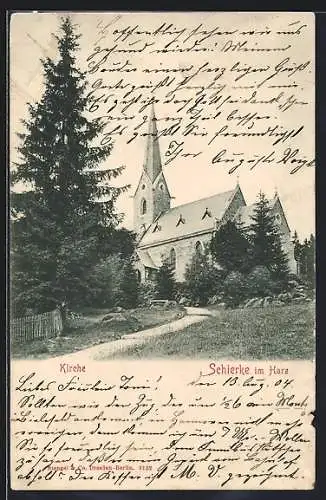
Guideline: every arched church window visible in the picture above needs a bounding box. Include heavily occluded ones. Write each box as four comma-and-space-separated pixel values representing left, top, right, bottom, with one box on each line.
170, 248, 176, 270
142, 184, 146, 190
275, 213, 281, 225
159, 183, 164, 191
195, 240, 203, 255
141, 198, 147, 215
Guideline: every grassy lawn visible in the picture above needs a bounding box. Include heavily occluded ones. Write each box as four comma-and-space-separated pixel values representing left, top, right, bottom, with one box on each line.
11, 306, 185, 360
112, 303, 315, 360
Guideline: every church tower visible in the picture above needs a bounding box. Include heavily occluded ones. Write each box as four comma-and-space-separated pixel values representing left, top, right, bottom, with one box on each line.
133, 104, 171, 234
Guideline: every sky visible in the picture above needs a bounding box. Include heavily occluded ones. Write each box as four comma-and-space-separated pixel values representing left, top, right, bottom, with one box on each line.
10, 12, 315, 240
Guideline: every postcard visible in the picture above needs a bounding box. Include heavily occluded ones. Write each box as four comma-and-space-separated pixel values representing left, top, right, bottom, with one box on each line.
9, 11, 315, 490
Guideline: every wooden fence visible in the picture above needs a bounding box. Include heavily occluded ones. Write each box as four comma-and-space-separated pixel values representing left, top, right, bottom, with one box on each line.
10, 309, 63, 344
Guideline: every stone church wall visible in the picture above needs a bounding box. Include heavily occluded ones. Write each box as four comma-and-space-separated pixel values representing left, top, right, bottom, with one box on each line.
153, 176, 171, 219
144, 188, 247, 282
133, 173, 156, 232
270, 201, 297, 274
282, 235, 297, 274
143, 232, 212, 282
222, 188, 246, 223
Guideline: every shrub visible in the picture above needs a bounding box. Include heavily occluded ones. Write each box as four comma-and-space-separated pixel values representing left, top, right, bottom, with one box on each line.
86, 254, 139, 309
138, 280, 157, 306
210, 219, 251, 273
118, 260, 139, 308
184, 250, 226, 306
245, 265, 274, 298
174, 282, 188, 302
223, 271, 247, 308
155, 260, 176, 300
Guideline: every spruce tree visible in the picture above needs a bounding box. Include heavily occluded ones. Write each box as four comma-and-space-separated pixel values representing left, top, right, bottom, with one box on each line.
297, 235, 315, 286
184, 247, 225, 305
11, 17, 129, 315
248, 192, 290, 283
292, 230, 301, 274
155, 260, 176, 300
210, 219, 251, 273
307, 234, 316, 287
119, 259, 140, 308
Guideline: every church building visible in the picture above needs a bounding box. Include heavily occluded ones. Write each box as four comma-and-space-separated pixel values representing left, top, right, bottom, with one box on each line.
133, 105, 296, 282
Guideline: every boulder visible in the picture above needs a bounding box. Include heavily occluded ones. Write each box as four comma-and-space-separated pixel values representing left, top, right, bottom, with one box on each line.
255, 298, 265, 308
101, 312, 141, 332
292, 297, 305, 303
149, 299, 177, 309
101, 306, 126, 316
278, 292, 291, 303
111, 306, 125, 313
208, 295, 219, 305
165, 300, 177, 308
244, 298, 257, 308
248, 298, 260, 308
292, 290, 307, 299
262, 296, 273, 307
272, 300, 283, 306
101, 313, 113, 322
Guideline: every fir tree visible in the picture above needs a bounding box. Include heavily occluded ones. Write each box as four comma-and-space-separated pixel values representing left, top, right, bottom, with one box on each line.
210, 219, 251, 273
11, 17, 129, 315
307, 234, 316, 287
292, 230, 301, 274
298, 234, 315, 286
290, 232, 315, 287
248, 192, 290, 283
104, 228, 137, 260
119, 259, 140, 308
184, 246, 225, 305
155, 259, 176, 300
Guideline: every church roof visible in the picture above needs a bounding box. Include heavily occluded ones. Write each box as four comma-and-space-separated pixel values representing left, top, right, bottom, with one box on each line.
138, 188, 237, 247
236, 204, 255, 226
136, 249, 159, 269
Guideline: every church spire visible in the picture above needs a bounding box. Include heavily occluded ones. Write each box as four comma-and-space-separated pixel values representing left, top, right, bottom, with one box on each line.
143, 103, 162, 182
133, 103, 171, 235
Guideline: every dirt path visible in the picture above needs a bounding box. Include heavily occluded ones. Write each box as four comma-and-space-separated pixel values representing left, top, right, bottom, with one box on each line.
51, 307, 212, 361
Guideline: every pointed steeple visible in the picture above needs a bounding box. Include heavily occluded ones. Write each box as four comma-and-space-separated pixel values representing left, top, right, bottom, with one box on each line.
143, 103, 162, 182
133, 103, 171, 235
